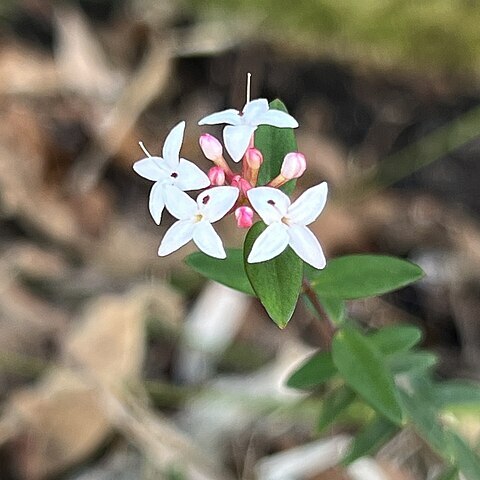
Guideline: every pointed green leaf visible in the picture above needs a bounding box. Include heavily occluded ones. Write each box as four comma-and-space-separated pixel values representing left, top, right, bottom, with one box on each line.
244, 222, 303, 328
342, 415, 398, 465
399, 389, 453, 456
400, 386, 480, 480
369, 324, 423, 354
185, 249, 254, 295
286, 351, 337, 390
437, 467, 459, 480
332, 326, 403, 424
255, 99, 298, 195
388, 351, 438, 374
318, 295, 346, 324
448, 433, 480, 480
317, 385, 356, 432
433, 381, 480, 409
308, 255, 424, 299
302, 293, 345, 325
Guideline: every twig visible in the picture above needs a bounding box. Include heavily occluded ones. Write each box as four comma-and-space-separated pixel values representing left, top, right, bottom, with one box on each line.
302, 279, 337, 351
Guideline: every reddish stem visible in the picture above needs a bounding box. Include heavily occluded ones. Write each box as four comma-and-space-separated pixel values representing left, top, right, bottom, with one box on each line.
301, 279, 336, 351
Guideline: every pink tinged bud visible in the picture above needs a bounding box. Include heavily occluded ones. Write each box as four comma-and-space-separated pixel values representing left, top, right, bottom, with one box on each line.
208, 166, 225, 186
235, 206, 254, 228
245, 148, 263, 169
281, 152, 307, 180
199, 133, 223, 161
231, 175, 252, 194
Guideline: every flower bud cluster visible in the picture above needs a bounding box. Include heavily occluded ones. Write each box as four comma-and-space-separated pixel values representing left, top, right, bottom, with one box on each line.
133, 92, 328, 269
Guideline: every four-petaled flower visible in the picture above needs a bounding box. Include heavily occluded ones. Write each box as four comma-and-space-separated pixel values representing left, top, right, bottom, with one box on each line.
158, 185, 239, 259
198, 99, 298, 162
246, 183, 328, 269
133, 121, 210, 224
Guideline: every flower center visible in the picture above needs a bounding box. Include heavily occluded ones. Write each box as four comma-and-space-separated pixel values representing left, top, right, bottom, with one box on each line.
194, 213, 204, 223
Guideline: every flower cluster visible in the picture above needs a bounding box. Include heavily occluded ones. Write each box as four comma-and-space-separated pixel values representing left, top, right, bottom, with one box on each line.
134, 97, 328, 269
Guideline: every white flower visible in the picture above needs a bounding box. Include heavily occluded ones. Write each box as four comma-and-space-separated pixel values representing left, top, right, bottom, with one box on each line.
133, 121, 210, 224
198, 98, 298, 162
158, 185, 239, 259
246, 183, 328, 269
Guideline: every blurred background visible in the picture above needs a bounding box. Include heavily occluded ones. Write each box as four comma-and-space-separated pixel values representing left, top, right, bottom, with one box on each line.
0, 0, 480, 479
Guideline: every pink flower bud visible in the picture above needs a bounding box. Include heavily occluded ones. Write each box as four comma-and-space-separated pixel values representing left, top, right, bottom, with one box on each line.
281, 152, 306, 180
231, 175, 252, 194
235, 206, 254, 228
245, 148, 263, 169
199, 133, 223, 161
208, 166, 225, 186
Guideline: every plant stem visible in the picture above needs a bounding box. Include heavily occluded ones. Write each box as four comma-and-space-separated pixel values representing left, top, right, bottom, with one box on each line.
302, 279, 337, 351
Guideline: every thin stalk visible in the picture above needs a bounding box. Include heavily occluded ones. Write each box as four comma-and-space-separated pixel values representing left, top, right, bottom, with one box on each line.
302, 279, 337, 351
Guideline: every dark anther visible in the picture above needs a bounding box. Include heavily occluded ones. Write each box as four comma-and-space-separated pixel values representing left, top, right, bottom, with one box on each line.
202, 195, 210, 204
267, 199, 275, 205
171, 172, 178, 178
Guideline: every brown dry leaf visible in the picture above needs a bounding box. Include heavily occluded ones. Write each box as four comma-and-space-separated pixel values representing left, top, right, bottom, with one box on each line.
87, 217, 163, 278
0, 281, 68, 384
2, 243, 68, 281
0, 104, 92, 250
311, 202, 370, 256
312, 467, 351, 480
64, 291, 146, 384
68, 38, 172, 192
54, 6, 123, 100
377, 460, 418, 480
0, 43, 58, 96
7, 371, 110, 480
1, 282, 183, 479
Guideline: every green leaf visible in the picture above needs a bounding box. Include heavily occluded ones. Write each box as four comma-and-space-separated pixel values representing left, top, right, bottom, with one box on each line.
244, 222, 303, 328
399, 389, 453, 457
318, 296, 346, 324
434, 381, 480, 409
448, 432, 480, 480
255, 99, 298, 195
332, 326, 403, 425
286, 351, 337, 390
400, 385, 480, 480
185, 249, 254, 295
317, 385, 356, 432
388, 351, 438, 374
437, 467, 459, 480
302, 293, 345, 325
369, 324, 423, 354
342, 415, 398, 465
308, 255, 424, 299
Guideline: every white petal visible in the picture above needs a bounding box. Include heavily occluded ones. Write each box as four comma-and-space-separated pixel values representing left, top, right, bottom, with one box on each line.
162, 121, 184, 167
174, 158, 210, 190
247, 187, 290, 224
255, 109, 299, 128
288, 224, 326, 269
198, 109, 241, 126
248, 223, 289, 263
242, 99, 269, 124
199, 186, 239, 222
288, 182, 328, 226
149, 182, 165, 225
158, 220, 195, 256
223, 124, 256, 162
133, 157, 167, 181
192, 221, 226, 259
164, 185, 197, 220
